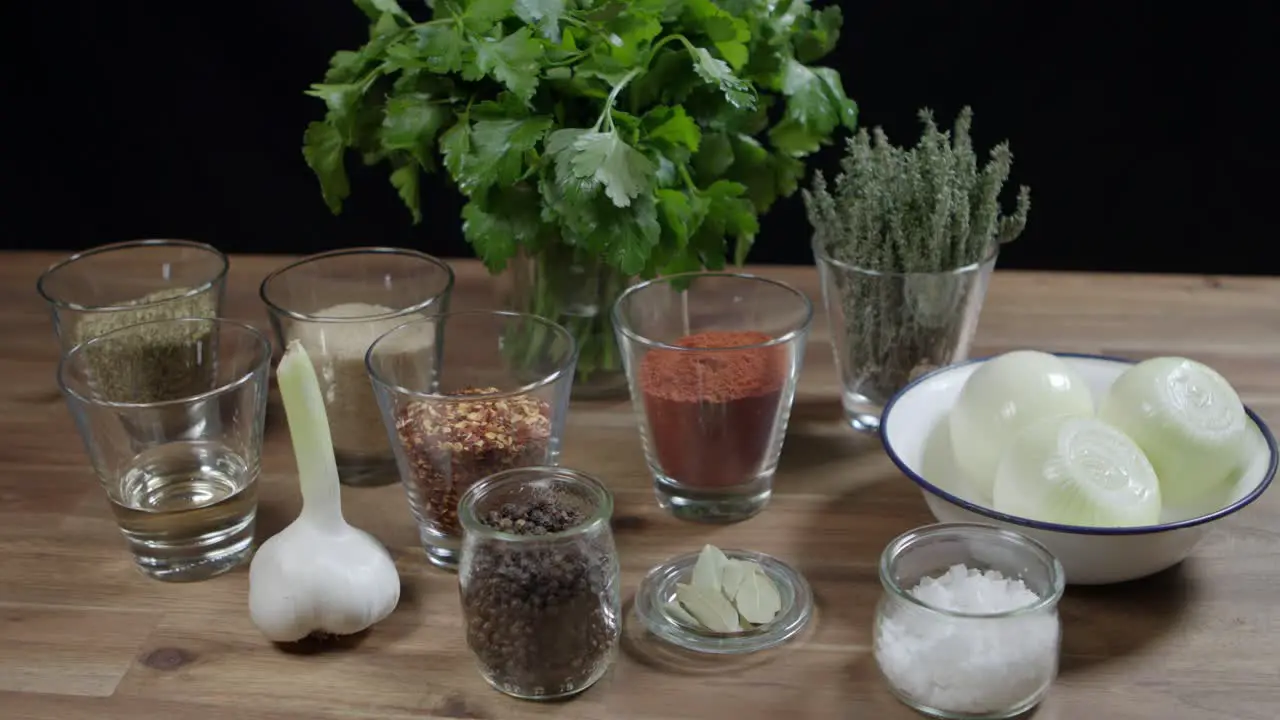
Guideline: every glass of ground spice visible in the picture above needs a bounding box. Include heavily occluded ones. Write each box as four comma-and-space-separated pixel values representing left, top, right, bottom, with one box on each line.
260, 248, 454, 487
613, 273, 813, 523
457, 466, 620, 700
366, 310, 577, 570
37, 239, 227, 362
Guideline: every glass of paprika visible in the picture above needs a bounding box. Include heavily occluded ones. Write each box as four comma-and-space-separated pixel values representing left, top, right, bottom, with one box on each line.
613, 273, 813, 523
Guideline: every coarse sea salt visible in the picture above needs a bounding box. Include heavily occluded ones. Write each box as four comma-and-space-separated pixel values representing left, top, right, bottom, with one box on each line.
874, 563, 1060, 715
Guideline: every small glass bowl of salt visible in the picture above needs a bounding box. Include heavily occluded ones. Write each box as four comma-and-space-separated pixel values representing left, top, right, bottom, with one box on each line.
873, 522, 1065, 720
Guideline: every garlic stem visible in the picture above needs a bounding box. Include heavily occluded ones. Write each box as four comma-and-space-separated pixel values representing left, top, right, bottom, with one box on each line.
277, 339, 344, 530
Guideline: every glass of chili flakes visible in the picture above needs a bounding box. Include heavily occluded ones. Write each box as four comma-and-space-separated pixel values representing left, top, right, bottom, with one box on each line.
366, 310, 578, 570
613, 272, 813, 523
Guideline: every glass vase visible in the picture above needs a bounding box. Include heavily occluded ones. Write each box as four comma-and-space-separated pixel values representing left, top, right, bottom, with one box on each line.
499, 246, 632, 399
814, 245, 996, 433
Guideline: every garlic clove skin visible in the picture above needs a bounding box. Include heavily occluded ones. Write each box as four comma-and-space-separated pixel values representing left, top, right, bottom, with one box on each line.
249, 517, 401, 643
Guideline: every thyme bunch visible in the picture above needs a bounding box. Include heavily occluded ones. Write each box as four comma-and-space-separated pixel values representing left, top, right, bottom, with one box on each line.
801, 108, 1033, 427
803, 107, 1030, 273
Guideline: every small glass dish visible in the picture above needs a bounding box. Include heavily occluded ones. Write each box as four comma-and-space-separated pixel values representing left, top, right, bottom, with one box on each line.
874, 523, 1064, 719
634, 548, 813, 655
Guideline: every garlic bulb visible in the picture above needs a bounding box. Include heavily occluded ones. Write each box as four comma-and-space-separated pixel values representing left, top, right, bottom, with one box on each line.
248, 340, 400, 643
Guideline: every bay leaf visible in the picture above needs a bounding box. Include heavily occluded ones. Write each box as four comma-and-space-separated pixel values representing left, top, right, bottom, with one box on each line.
676, 582, 741, 633
691, 543, 730, 594
734, 568, 783, 625
665, 598, 700, 627
720, 559, 752, 602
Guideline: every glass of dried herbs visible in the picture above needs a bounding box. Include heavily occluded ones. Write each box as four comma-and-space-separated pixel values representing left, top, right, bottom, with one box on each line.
366, 310, 577, 571
803, 108, 1032, 432
260, 247, 454, 487
457, 466, 620, 700
38, 239, 228, 358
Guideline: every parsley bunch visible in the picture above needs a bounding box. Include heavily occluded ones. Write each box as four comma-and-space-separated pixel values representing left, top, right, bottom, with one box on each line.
303, 0, 857, 277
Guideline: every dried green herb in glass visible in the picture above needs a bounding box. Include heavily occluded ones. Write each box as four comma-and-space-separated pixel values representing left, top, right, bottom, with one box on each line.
75, 288, 218, 403
803, 108, 1033, 417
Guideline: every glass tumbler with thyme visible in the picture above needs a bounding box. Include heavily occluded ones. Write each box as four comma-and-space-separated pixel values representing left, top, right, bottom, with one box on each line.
803, 107, 1033, 432
366, 310, 577, 571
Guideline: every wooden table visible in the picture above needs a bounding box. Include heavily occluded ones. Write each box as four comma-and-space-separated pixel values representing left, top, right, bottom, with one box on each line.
3, 253, 1279, 720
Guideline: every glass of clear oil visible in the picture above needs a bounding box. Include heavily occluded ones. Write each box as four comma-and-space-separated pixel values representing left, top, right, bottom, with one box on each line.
58, 317, 271, 582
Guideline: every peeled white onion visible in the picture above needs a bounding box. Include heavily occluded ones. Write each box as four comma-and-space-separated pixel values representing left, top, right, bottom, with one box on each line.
949, 350, 1096, 498
993, 415, 1162, 527
1098, 356, 1247, 509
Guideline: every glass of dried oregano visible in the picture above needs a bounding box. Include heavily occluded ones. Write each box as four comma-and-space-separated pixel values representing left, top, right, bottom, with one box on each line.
38, 239, 229, 402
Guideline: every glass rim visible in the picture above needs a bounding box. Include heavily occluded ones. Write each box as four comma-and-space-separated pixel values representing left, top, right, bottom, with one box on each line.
813, 242, 1000, 278
457, 466, 614, 543
258, 247, 456, 323
612, 271, 814, 353
364, 310, 578, 402
36, 239, 229, 312
878, 522, 1066, 619
57, 317, 272, 410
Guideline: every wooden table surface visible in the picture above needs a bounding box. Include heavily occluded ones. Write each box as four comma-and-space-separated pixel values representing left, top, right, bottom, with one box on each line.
3, 252, 1279, 720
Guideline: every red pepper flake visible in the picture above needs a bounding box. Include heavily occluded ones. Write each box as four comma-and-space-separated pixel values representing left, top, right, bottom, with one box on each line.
395, 387, 552, 538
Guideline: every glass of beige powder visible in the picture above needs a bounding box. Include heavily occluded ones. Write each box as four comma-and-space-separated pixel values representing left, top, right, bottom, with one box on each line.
260, 247, 454, 487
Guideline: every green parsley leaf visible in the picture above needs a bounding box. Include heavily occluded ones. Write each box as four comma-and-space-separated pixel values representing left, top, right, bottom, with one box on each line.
603, 10, 664, 67
390, 160, 422, 223
460, 116, 554, 193
770, 59, 858, 156
642, 105, 701, 153
692, 179, 759, 268
548, 128, 656, 208
514, 0, 565, 43
692, 132, 734, 181
473, 27, 545, 103
656, 187, 708, 253
722, 133, 806, 213
793, 5, 843, 64
462, 188, 541, 272
462, 0, 515, 32
373, 11, 403, 37
540, 165, 661, 274
354, 0, 411, 21
381, 94, 451, 168
682, 0, 750, 70
605, 193, 662, 275
388, 25, 467, 74
324, 51, 367, 84
439, 116, 472, 180
688, 46, 755, 109
302, 122, 351, 215
462, 202, 518, 272
305, 83, 364, 142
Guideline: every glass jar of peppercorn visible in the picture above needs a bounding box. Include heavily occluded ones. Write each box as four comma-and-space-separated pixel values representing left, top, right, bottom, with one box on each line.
457, 466, 621, 700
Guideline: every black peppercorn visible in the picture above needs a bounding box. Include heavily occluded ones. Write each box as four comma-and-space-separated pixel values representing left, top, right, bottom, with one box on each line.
460, 496, 619, 698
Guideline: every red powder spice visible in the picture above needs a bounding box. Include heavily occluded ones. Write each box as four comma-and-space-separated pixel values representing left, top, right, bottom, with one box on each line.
640, 330, 787, 489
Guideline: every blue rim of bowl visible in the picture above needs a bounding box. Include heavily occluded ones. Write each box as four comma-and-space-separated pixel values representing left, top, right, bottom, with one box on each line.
879, 352, 1279, 536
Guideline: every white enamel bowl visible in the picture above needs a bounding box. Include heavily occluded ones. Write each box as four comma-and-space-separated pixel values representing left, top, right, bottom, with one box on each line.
880, 353, 1277, 585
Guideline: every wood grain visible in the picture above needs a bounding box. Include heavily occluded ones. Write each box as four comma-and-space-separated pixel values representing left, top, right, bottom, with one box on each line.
2, 252, 1279, 720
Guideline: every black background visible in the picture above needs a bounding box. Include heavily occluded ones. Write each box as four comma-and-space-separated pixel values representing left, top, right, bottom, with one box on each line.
7, 1, 1275, 273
